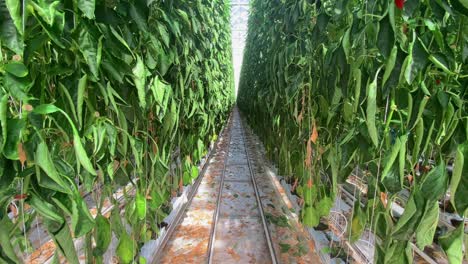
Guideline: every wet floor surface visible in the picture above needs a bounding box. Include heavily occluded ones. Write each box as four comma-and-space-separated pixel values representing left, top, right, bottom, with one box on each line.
159, 108, 321, 264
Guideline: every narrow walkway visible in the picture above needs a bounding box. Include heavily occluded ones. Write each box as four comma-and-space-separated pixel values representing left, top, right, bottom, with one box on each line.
158, 108, 321, 263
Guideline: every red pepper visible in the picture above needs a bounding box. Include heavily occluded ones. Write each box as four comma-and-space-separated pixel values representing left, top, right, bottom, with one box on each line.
436, 79, 441, 85
395, 0, 404, 9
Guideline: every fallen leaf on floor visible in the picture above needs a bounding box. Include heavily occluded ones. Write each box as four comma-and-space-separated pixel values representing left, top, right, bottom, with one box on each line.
227, 247, 241, 261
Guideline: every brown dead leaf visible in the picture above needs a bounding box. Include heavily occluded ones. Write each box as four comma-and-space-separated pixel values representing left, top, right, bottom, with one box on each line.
23, 104, 33, 111
407, 174, 413, 185
422, 165, 431, 173
152, 141, 158, 154
291, 178, 299, 192
179, 178, 183, 192
311, 121, 318, 144
297, 198, 304, 207
226, 247, 241, 261
113, 160, 120, 172
297, 112, 303, 124
9, 204, 18, 217
380, 192, 388, 208
18, 143, 27, 167
307, 178, 313, 188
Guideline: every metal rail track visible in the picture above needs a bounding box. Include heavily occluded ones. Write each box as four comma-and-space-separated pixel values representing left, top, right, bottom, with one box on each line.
207, 109, 278, 264
206, 114, 234, 264
240, 114, 278, 264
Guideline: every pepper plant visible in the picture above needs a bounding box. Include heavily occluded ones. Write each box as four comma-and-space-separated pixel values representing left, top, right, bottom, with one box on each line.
238, 0, 467, 262
0, 0, 234, 263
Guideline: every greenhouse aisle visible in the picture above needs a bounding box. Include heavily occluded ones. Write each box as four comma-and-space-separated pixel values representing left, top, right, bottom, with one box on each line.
157, 108, 321, 263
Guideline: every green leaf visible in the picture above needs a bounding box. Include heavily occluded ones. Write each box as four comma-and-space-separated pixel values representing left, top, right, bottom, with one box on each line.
316, 196, 333, 217
350, 201, 366, 242
94, 214, 111, 256
0, 217, 19, 263
73, 133, 96, 176
79, 30, 99, 78
135, 192, 146, 220
29, 194, 64, 223
4, 61, 28, 77
366, 69, 381, 148
303, 184, 317, 206
415, 201, 439, 249
35, 141, 72, 193
33, 104, 60, 114
398, 135, 408, 187
129, 3, 148, 32
45, 220, 79, 264
29, 0, 61, 26
116, 232, 136, 264
404, 37, 429, 84
392, 190, 424, 239
377, 15, 395, 59
4, 118, 25, 160
58, 82, 78, 123
0, 3, 23, 54
420, 160, 447, 201
4, 73, 30, 101
383, 240, 413, 264
303, 206, 319, 227
381, 136, 402, 181
109, 26, 133, 56
77, 74, 88, 129
0, 94, 7, 154
451, 0, 468, 15
133, 56, 147, 109
34, 104, 96, 177
157, 23, 170, 48
452, 142, 468, 215
342, 27, 351, 61
429, 54, 456, 75
411, 119, 424, 165
71, 195, 95, 237
439, 224, 464, 264
191, 165, 199, 180
28, 0, 65, 48
5, 0, 22, 34
382, 45, 398, 87
78, 0, 95, 19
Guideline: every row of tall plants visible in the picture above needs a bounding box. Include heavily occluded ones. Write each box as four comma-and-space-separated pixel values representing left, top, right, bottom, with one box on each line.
0, 0, 234, 263
238, 0, 467, 263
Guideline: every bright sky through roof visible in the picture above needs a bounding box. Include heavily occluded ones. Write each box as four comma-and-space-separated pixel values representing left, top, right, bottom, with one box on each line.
231, 0, 249, 96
